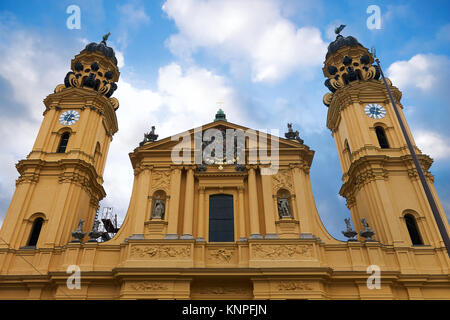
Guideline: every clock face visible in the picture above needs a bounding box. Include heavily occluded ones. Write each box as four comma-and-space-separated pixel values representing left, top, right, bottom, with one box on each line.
59, 110, 80, 126
364, 104, 386, 119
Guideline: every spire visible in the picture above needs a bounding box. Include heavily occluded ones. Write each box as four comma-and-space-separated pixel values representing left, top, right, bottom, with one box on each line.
214, 109, 227, 122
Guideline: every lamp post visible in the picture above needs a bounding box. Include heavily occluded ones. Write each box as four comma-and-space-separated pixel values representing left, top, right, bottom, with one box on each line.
371, 48, 450, 257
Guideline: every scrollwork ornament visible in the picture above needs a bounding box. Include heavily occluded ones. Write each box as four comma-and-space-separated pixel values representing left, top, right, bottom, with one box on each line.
323, 92, 333, 106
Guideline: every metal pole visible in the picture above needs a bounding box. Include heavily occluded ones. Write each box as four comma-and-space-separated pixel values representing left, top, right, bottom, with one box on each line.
373, 56, 450, 257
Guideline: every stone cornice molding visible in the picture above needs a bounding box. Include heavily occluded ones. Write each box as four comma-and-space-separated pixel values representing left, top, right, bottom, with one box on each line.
340, 154, 434, 205
15, 158, 106, 203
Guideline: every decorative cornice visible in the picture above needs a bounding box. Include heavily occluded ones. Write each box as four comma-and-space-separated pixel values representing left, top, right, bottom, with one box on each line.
195, 170, 248, 178
340, 154, 434, 205
15, 158, 106, 203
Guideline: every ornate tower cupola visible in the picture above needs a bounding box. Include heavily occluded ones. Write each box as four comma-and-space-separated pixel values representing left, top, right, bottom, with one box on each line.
0, 34, 120, 249
61, 32, 120, 102
322, 28, 380, 107
322, 26, 449, 249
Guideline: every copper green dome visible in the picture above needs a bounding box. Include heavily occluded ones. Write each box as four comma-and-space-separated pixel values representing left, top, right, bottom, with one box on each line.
214, 109, 227, 122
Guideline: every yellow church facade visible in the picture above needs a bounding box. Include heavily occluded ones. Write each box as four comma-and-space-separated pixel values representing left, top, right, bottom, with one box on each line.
0, 33, 449, 300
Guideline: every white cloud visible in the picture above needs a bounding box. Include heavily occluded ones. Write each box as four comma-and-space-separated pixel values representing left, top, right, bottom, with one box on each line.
116, 1, 150, 49
0, 31, 67, 121
115, 50, 125, 69
387, 54, 450, 92
118, 2, 151, 26
162, 0, 327, 83
415, 130, 450, 160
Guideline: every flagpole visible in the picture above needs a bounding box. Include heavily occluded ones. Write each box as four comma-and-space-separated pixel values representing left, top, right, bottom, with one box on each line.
372, 51, 450, 257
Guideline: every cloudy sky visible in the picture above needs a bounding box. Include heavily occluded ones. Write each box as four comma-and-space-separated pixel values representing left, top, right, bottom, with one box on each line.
0, 0, 449, 240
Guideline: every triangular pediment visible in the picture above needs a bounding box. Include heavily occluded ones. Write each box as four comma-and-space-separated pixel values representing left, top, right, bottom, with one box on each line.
130, 119, 314, 169
138, 120, 307, 151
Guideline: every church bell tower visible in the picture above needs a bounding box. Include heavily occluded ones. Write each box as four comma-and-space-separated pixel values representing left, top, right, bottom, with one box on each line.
0, 34, 120, 249
323, 31, 449, 249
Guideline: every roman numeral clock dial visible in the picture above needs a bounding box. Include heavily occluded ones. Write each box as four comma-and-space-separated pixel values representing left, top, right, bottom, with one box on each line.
364, 103, 386, 119
58, 110, 80, 126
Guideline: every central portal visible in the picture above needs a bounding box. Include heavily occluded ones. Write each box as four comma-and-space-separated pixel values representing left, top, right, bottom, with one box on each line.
209, 194, 234, 242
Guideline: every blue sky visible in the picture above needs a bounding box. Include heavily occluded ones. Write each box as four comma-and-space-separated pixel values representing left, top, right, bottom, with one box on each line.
0, 0, 449, 240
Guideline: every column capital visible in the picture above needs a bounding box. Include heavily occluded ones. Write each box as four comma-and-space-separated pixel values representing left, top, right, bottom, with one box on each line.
289, 162, 303, 170
183, 165, 196, 172
170, 165, 183, 171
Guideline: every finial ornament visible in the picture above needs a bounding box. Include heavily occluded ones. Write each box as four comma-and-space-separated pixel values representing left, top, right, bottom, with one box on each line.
342, 218, 358, 241
71, 219, 87, 242
335, 24, 346, 35
139, 126, 158, 146
359, 218, 376, 241
214, 108, 227, 122
284, 123, 304, 143
102, 32, 111, 43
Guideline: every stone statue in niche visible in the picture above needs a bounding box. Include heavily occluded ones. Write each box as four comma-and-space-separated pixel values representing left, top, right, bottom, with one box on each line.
277, 198, 292, 218
151, 196, 165, 219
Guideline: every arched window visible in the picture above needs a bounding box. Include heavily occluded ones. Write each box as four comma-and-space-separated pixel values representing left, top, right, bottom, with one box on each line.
277, 189, 293, 219
27, 217, 44, 247
209, 194, 234, 242
404, 214, 423, 245
375, 126, 390, 149
57, 132, 70, 153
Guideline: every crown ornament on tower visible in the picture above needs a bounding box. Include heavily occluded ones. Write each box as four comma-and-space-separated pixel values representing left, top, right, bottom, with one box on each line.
56, 33, 120, 107
322, 25, 381, 107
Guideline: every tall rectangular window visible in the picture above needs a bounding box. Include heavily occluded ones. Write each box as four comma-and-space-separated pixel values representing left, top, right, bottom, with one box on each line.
209, 194, 234, 242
